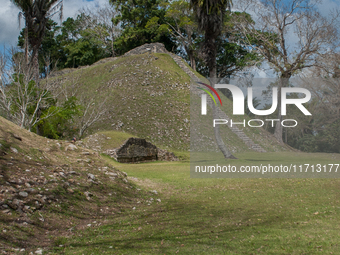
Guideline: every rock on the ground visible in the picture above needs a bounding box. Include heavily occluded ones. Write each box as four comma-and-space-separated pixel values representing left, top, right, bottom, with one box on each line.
34, 248, 43, 254
10, 147, 18, 153
65, 144, 77, 151
87, 173, 95, 180
19, 191, 28, 198
84, 191, 93, 200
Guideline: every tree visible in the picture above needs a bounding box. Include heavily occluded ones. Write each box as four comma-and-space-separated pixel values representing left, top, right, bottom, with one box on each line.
18, 19, 64, 76
59, 15, 111, 68
57, 72, 111, 139
256, 74, 340, 153
190, 0, 232, 79
110, 0, 177, 54
20, 13, 115, 70
234, 0, 340, 143
191, 0, 236, 159
79, 4, 121, 57
166, 0, 199, 70
0, 49, 12, 120
12, 0, 63, 82
0, 49, 59, 131
196, 35, 259, 78
37, 96, 80, 139
76, 96, 109, 139
166, 2, 258, 76
295, 74, 340, 152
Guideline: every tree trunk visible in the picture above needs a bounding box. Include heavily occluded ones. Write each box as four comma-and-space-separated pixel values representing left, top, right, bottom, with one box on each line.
31, 44, 42, 135
273, 84, 283, 143
111, 31, 115, 57
79, 128, 84, 139
24, 27, 29, 65
274, 76, 290, 143
187, 49, 196, 71
206, 36, 236, 159
185, 46, 196, 71
32, 45, 40, 86
213, 103, 237, 159
190, 56, 196, 71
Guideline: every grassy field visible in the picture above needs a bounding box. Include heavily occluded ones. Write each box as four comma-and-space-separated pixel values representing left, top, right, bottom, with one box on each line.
51, 152, 340, 254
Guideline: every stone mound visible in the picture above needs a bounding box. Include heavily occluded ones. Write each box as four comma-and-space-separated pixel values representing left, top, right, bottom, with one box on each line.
106, 137, 178, 163
123, 43, 169, 56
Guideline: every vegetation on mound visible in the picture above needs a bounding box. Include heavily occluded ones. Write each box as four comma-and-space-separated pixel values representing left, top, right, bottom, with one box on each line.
53, 51, 286, 154
80, 131, 136, 152
0, 116, 155, 253
53, 53, 191, 150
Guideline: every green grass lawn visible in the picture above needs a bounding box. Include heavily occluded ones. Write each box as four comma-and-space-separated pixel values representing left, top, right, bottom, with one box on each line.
51, 152, 340, 254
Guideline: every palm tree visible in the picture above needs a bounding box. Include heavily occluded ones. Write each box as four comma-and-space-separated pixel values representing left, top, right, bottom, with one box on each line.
191, 0, 232, 79
191, 0, 236, 159
12, 0, 63, 82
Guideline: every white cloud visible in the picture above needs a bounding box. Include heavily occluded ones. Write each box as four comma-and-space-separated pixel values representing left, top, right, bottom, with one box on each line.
62, 0, 108, 21
0, 1, 21, 46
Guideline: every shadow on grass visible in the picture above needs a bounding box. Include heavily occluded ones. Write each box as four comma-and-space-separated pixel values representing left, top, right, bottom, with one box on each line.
59, 198, 292, 254
243, 159, 273, 162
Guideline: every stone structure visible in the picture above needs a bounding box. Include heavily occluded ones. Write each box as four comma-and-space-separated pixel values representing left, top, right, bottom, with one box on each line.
109, 138, 158, 163
157, 148, 178, 161
123, 43, 169, 56
106, 137, 178, 163
123, 42, 267, 153
168, 53, 267, 153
